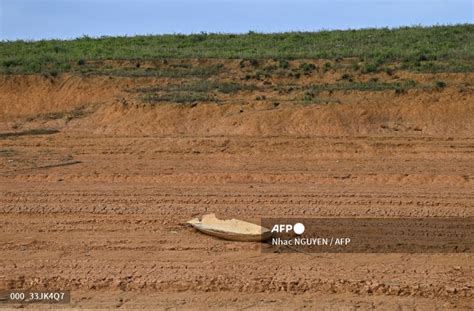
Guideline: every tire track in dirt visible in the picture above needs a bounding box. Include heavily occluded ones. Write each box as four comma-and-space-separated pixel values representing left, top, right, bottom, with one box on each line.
1, 132, 473, 307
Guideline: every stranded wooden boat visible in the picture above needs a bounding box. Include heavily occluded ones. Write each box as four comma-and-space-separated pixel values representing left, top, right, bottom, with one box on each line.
187, 213, 272, 242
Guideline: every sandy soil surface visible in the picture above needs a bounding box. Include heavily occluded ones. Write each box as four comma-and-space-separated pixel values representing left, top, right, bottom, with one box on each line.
0, 60, 473, 309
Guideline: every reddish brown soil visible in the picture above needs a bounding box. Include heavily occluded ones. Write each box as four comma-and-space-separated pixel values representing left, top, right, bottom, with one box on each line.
0, 60, 473, 309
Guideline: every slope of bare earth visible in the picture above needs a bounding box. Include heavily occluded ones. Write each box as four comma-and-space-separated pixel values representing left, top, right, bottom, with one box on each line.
0, 60, 473, 309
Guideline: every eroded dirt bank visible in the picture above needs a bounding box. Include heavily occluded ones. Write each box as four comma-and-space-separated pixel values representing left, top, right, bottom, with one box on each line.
1, 60, 473, 308
1, 59, 473, 137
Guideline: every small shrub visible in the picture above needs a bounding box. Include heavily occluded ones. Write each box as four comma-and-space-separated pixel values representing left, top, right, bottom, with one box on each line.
394, 85, 406, 95
435, 80, 447, 89
383, 67, 395, 76
303, 95, 313, 102
362, 63, 379, 73
249, 59, 259, 67
303, 89, 317, 100
263, 65, 277, 72
340, 73, 353, 81
418, 54, 429, 61
300, 62, 316, 74
240, 58, 259, 68
323, 62, 332, 72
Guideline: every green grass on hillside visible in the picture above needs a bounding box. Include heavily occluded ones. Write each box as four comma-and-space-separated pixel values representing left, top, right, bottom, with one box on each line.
0, 25, 473, 74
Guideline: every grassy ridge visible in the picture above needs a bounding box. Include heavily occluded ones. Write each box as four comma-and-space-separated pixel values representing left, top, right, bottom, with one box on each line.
0, 25, 473, 74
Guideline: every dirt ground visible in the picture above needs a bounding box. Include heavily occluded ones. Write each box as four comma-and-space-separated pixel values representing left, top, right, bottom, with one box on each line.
0, 60, 473, 309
